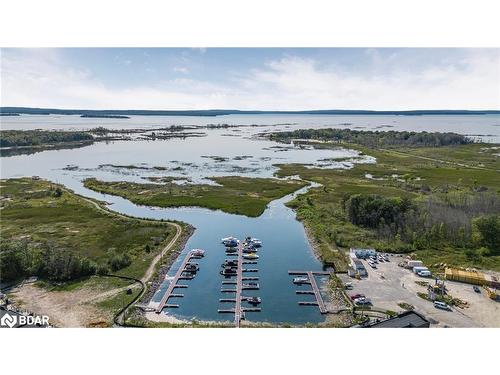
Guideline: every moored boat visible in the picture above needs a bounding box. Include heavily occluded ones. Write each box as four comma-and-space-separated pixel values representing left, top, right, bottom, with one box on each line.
221, 236, 239, 247
293, 276, 309, 284
245, 296, 262, 305
220, 267, 237, 276
190, 249, 205, 257
244, 236, 262, 247
243, 253, 259, 260
221, 260, 238, 268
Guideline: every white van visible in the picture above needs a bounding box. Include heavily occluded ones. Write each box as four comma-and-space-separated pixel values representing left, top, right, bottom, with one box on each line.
418, 270, 432, 277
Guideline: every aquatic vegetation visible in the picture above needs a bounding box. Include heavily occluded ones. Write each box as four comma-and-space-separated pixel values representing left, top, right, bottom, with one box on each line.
83, 176, 307, 217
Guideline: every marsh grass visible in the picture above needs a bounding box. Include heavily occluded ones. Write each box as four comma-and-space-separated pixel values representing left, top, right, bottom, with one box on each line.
83, 176, 307, 217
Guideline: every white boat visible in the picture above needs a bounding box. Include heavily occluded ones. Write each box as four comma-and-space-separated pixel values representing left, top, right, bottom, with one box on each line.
243, 253, 259, 260
293, 276, 309, 284
250, 238, 262, 247
190, 249, 205, 257
246, 296, 262, 305
221, 236, 239, 246
244, 236, 262, 247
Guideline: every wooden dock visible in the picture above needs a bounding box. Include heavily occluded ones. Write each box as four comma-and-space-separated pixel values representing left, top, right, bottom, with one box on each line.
288, 270, 330, 314
155, 250, 202, 313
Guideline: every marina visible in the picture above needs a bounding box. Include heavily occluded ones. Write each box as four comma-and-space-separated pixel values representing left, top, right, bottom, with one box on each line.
2, 113, 496, 326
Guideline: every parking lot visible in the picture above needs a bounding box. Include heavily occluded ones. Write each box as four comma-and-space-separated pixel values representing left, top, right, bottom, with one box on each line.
339, 254, 500, 327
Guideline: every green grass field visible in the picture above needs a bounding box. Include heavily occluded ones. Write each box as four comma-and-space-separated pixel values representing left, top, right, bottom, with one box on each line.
276, 143, 500, 272
0, 178, 176, 279
84, 176, 307, 217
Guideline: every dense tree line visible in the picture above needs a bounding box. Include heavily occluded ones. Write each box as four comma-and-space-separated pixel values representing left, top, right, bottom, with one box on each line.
0, 240, 133, 282
341, 192, 500, 255
343, 194, 414, 231
269, 128, 472, 148
0, 130, 94, 147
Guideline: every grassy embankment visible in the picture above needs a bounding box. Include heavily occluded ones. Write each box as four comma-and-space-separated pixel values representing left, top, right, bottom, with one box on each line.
84, 176, 307, 217
0, 178, 181, 325
275, 141, 500, 272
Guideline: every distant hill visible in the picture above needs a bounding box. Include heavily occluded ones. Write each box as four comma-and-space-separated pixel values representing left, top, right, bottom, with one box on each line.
1, 107, 499, 117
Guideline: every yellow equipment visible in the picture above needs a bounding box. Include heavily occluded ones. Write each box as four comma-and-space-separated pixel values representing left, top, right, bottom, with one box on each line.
444, 267, 499, 288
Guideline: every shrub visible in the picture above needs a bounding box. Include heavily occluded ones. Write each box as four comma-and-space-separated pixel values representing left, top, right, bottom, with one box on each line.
108, 252, 132, 272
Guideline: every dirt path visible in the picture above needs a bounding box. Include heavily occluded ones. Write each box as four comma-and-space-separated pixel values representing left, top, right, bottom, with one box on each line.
78, 195, 182, 285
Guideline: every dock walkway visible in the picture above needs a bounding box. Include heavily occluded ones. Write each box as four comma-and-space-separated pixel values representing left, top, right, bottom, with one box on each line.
218, 241, 261, 327
155, 250, 202, 313
288, 270, 331, 314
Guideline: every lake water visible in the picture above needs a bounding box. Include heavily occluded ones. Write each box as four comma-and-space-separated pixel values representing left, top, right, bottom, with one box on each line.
1, 113, 499, 324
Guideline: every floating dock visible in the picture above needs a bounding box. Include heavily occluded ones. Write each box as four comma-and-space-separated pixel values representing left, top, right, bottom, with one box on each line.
288, 270, 331, 314
155, 250, 202, 313
218, 241, 261, 327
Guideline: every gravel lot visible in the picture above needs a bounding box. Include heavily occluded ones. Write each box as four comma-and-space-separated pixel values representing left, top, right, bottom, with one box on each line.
339, 255, 500, 327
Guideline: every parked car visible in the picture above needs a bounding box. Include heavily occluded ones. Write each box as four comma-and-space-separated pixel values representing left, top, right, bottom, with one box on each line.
473, 286, 481, 293
354, 297, 371, 306
344, 283, 353, 290
434, 301, 451, 311
368, 262, 377, 269
350, 293, 365, 300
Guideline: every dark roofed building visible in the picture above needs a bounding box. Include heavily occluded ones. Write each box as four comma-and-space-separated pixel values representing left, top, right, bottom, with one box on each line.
361, 310, 430, 328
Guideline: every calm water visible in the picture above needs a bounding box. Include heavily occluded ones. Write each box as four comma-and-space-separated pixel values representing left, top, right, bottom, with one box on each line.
1, 114, 499, 324
2, 114, 500, 144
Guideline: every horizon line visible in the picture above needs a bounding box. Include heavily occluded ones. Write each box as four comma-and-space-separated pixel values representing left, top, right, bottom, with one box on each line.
2, 106, 499, 116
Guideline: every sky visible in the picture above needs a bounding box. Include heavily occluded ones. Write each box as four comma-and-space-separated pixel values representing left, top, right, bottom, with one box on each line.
1, 48, 499, 111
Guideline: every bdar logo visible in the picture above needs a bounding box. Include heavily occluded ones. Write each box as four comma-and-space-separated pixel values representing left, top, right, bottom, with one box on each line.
1, 312, 17, 328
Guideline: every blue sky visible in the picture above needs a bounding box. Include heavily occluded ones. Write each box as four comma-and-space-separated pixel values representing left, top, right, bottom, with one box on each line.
1, 48, 499, 110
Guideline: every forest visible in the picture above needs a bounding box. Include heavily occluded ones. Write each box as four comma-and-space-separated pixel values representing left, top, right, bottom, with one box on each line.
269, 128, 473, 148
342, 192, 500, 255
0, 239, 135, 282
0, 130, 94, 147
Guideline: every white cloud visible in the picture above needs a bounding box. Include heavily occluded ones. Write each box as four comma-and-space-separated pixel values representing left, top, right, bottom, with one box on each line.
1, 49, 499, 110
173, 66, 189, 74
